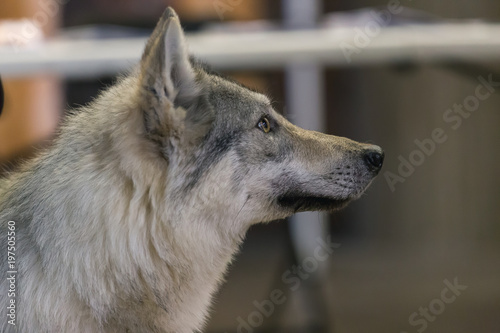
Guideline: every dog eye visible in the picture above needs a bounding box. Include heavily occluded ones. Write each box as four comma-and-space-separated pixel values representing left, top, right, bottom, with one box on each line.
257, 117, 271, 133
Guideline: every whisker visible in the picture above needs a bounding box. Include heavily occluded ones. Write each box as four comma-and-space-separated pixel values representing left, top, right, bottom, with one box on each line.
234, 196, 250, 221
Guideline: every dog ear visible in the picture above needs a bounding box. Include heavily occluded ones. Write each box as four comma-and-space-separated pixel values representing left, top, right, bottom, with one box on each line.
138, 8, 209, 138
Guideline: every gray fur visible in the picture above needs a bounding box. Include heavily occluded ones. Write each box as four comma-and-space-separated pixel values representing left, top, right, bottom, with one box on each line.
0, 8, 383, 333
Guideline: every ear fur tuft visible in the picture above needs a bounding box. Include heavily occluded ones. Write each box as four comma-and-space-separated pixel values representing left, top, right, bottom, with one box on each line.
137, 7, 213, 142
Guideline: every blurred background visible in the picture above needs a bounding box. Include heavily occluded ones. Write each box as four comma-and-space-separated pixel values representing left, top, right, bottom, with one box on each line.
1, 0, 499, 332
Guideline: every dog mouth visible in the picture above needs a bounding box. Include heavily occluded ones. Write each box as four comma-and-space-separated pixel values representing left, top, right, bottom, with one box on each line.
277, 194, 351, 213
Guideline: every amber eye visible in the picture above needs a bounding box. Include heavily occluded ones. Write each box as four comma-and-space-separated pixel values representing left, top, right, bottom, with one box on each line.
257, 117, 271, 133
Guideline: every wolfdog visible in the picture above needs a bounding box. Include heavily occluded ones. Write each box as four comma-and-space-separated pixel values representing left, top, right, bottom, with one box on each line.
0, 8, 383, 333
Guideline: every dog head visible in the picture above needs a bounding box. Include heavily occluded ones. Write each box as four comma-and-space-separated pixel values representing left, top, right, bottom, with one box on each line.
134, 8, 383, 226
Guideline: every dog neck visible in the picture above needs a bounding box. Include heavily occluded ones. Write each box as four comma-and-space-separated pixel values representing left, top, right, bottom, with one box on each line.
107, 167, 248, 332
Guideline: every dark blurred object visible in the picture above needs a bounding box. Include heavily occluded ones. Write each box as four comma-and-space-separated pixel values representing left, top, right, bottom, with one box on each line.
64, 0, 170, 27
0, 76, 4, 116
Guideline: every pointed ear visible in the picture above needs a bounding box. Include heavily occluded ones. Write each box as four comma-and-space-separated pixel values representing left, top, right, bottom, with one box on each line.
138, 8, 202, 136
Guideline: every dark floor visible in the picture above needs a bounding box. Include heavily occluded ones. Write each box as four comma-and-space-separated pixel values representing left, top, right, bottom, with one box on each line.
205, 222, 500, 333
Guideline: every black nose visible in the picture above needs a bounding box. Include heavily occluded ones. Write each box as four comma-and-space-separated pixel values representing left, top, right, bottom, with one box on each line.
364, 150, 384, 172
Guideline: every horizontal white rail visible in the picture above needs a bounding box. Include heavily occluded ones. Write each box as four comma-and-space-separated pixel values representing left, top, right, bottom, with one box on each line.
1, 23, 499, 78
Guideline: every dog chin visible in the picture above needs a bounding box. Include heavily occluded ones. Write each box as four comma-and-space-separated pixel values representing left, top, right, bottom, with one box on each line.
277, 194, 352, 213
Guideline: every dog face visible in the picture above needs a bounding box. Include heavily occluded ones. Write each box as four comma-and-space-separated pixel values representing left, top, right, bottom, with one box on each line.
136, 8, 383, 226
